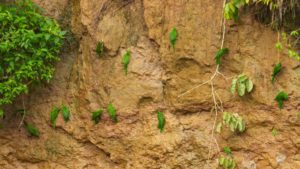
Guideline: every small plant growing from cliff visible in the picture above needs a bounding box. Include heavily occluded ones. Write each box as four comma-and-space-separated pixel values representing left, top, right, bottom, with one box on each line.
297, 112, 300, 118
272, 63, 282, 83
220, 112, 246, 133
0, 0, 65, 115
92, 109, 103, 124
219, 155, 236, 169
272, 128, 278, 136
25, 123, 40, 137
122, 50, 131, 75
50, 106, 60, 128
215, 48, 229, 66
224, 0, 250, 21
107, 103, 118, 123
169, 27, 178, 51
96, 41, 104, 57
157, 111, 165, 133
231, 74, 253, 96
61, 105, 70, 122
275, 91, 288, 109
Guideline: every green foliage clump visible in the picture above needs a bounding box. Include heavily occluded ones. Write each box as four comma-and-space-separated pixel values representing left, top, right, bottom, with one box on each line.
297, 112, 300, 118
61, 105, 70, 122
275, 91, 288, 109
50, 106, 59, 127
169, 27, 178, 50
122, 50, 131, 75
215, 48, 229, 66
96, 41, 104, 57
222, 112, 246, 133
157, 111, 165, 133
271, 63, 282, 83
224, 0, 249, 21
26, 123, 39, 137
231, 74, 253, 96
92, 109, 103, 124
219, 155, 236, 169
0, 0, 65, 113
272, 128, 278, 136
107, 103, 118, 123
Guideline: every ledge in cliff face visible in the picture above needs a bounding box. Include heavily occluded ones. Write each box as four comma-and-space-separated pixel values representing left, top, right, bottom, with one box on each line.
0, 0, 299, 168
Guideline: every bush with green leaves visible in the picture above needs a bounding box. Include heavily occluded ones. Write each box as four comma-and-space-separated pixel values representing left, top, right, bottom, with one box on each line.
219, 155, 236, 169
217, 112, 246, 133
0, 0, 65, 113
231, 74, 253, 96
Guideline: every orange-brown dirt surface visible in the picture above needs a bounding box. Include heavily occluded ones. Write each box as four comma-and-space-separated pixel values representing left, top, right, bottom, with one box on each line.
0, 0, 299, 168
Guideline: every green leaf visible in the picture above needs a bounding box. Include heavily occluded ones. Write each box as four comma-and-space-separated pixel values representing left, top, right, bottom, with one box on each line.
290, 30, 299, 36
107, 103, 118, 123
237, 74, 247, 82
297, 112, 300, 118
230, 78, 237, 94
169, 27, 178, 50
272, 63, 282, 83
223, 146, 232, 155
245, 79, 253, 92
237, 81, 246, 96
275, 42, 283, 51
215, 48, 229, 65
96, 41, 104, 57
50, 106, 59, 127
26, 123, 39, 137
222, 112, 245, 133
61, 105, 70, 122
275, 91, 288, 109
0, 1, 64, 107
272, 128, 278, 136
92, 109, 103, 124
157, 111, 165, 133
122, 50, 131, 75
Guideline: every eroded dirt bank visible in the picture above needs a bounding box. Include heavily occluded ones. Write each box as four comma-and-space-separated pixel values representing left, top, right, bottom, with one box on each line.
0, 0, 299, 168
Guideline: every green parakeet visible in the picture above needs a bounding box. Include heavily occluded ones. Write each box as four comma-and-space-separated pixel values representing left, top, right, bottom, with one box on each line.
169, 27, 178, 50
272, 63, 282, 83
107, 103, 118, 123
122, 50, 131, 75
92, 109, 103, 124
157, 111, 165, 133
26, 123, 39, 137
50, 106, 59, 127
215, 48, 229, 65
61, 105, 70, 122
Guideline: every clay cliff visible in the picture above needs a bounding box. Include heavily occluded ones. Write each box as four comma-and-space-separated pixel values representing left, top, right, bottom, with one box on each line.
0, 0, 299, 169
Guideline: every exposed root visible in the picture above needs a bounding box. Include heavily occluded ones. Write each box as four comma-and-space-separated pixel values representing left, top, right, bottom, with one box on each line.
177, 0, 228, 165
